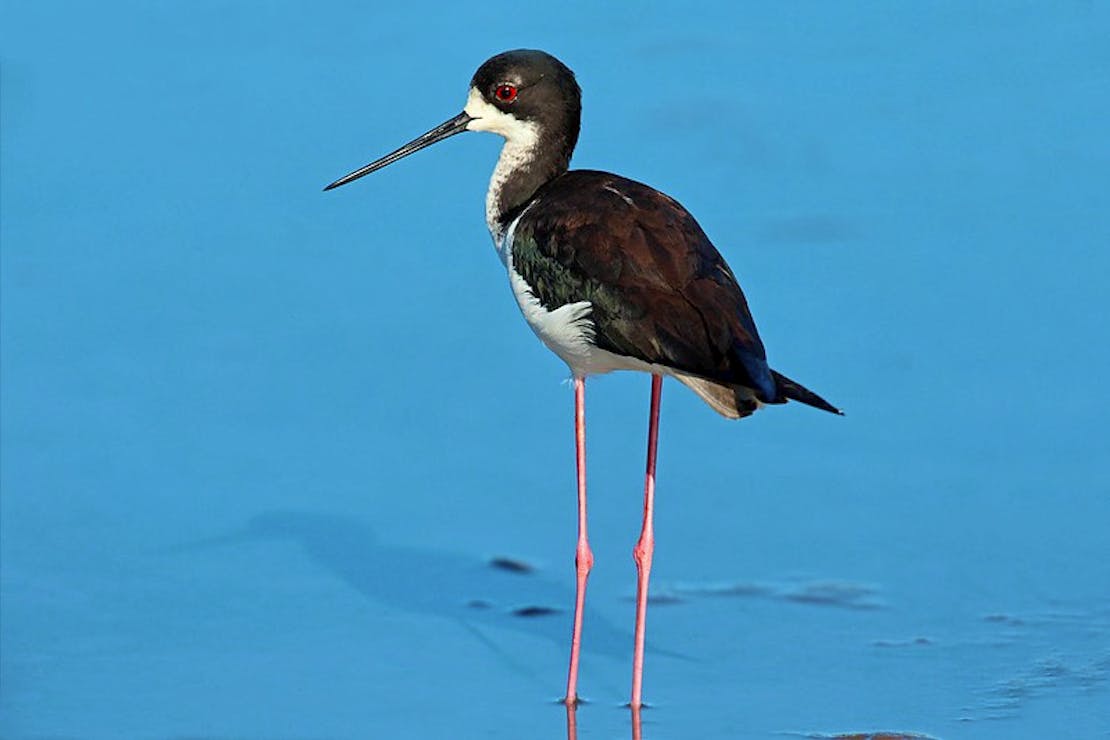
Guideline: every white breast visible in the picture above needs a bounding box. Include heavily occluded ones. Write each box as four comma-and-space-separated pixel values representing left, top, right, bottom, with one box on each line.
498, 209, 648, 378
466, 86, 649, 379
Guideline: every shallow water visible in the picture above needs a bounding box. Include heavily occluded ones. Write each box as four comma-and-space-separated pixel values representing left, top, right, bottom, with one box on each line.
3, 2, 1109, 738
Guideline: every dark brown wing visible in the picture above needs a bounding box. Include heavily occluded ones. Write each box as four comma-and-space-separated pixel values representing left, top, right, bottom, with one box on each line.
510, 169, 777, 401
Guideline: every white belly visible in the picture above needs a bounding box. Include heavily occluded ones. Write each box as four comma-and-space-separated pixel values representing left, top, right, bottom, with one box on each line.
497, 207, 647, 379
506, 265, 638, 377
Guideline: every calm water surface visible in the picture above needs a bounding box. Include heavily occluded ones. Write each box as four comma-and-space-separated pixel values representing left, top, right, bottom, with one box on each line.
3, 2, 1108, 738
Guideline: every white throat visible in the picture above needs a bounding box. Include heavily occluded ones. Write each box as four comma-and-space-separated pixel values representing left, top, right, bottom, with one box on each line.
463, 87, 541, 245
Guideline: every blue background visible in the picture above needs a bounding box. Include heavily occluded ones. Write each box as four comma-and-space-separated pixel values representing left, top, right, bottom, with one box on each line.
2, 2, 1108, 738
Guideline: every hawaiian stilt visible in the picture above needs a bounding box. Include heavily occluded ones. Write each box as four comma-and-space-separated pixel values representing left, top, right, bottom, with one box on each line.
324, 49, 841, 710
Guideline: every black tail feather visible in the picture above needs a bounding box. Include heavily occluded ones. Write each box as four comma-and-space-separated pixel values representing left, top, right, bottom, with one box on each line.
770, 370, 843, 416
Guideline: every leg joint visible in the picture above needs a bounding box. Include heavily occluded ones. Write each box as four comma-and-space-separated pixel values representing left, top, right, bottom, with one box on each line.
576, 543, 594, 572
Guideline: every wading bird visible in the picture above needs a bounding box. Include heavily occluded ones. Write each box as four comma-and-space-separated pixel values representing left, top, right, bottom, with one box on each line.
325, 49, 840, 709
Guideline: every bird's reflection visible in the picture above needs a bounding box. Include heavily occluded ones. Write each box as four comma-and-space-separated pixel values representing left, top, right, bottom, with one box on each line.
175, 510, 633, 663
564, 704, 644, 740
631, 704, 643, 740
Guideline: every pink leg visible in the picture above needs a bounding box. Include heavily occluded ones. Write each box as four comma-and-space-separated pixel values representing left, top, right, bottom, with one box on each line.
630, 373, 662, 709
565, 702, 579, 740
565, 376, 593, 706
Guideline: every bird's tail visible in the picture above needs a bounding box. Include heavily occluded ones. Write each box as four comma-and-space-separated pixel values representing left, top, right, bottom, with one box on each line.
771, 370, 843, 415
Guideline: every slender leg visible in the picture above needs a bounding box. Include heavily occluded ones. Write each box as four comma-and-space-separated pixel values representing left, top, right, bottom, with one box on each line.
630, 373, 662, 709
565, 702, 579, 740
564, 376, 593, 706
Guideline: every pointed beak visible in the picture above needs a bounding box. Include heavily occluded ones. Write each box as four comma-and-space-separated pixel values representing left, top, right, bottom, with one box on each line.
323, 111, 473, 191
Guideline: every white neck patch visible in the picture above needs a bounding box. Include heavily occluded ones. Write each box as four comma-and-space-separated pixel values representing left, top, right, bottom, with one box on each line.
464, 87, 541, 243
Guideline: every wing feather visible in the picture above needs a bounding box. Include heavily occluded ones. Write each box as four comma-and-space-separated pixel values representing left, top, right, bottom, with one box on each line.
511, 170, 776, 400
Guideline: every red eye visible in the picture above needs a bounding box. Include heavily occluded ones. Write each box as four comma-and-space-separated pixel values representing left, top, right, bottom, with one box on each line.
495, 84, 518, 102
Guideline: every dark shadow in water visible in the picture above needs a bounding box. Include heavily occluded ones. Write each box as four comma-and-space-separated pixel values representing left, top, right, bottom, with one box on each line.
172, 510, 681, 667
971, 604, 1110, 721
783, 733, 937, 740
631, 578, 885, 611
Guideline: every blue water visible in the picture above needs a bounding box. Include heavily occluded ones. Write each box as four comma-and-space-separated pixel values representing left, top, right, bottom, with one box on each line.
3, 2, 1108, 738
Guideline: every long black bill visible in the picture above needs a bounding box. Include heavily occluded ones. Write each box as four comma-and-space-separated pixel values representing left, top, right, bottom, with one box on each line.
323, 111, 473, 191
